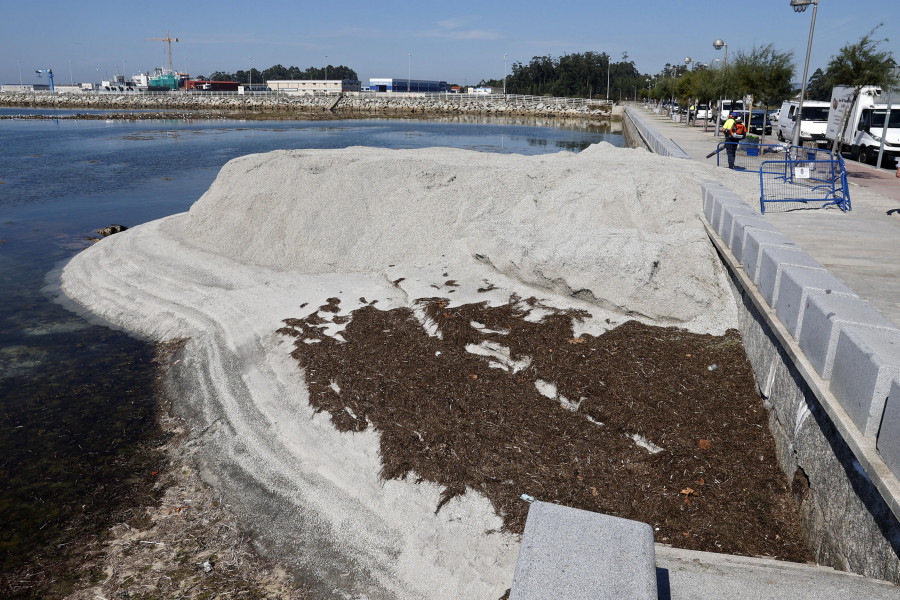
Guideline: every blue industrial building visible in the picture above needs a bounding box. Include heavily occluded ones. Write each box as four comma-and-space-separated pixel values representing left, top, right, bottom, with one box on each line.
369, 78, 447, 93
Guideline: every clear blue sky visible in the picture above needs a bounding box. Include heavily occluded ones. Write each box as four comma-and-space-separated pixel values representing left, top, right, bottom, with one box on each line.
2, 0, 897, 87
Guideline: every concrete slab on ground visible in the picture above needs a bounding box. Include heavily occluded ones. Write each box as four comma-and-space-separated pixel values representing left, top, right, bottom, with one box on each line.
656, 545, 900, 599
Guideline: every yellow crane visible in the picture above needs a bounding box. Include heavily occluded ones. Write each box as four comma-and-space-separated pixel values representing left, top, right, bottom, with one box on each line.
146, 31, 179, 74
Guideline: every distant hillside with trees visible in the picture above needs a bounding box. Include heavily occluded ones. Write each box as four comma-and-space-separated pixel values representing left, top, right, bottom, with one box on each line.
503, 52, 646, 100
208, 64, 358, 84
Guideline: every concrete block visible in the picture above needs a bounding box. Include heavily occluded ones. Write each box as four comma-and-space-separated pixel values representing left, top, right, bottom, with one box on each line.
509, 501, 657, 600
775, 266, 856, 338
741, 229, 796, 284
718, 202, 758, 243
877, 377, 900, 481
701, 181, 725, 222
757, 246, 824, 308
829, 327, 900, 437
797, 292, 898, 380
729, 216, 778, 263
710, 193, 746, 233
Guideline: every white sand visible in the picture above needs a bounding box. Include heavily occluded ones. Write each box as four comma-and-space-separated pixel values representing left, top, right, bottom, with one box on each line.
59, 143, 740, 599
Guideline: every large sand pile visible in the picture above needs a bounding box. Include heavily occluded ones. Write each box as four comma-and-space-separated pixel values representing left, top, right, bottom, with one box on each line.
177, 144, 733, 329
59, 143, 743, 599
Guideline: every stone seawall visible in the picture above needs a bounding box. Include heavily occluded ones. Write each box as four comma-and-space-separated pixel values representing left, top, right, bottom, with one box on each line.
0, 92, 611, 120
702, 182, 900, 583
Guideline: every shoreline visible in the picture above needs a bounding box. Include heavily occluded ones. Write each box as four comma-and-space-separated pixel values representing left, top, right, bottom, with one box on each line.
66, 339, 308, 600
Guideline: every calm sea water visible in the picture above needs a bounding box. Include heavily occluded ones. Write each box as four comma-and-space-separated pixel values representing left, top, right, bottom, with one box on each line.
0, 109, 623, 573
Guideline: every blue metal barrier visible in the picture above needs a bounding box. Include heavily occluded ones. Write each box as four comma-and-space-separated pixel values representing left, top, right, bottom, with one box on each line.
711, 142, 850, 213
758, 149, 851, 213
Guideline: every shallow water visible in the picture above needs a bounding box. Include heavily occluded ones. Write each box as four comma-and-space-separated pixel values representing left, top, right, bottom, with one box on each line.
0, 110, 623, 574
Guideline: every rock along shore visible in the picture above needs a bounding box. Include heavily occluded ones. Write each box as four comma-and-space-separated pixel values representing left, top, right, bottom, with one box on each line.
0, 91, 611, 121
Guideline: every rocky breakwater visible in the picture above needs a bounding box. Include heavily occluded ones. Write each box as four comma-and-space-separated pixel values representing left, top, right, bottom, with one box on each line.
335, 94, 610, 119
0, 91, 333, 115
0, 91, 610, 120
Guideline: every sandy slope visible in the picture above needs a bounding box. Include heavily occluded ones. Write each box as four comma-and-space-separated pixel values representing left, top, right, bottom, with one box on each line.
59, 143, 740, 599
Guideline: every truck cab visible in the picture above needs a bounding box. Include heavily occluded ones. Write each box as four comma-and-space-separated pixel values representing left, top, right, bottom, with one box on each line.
826, 86, 900, 166
851, 106, 900, 164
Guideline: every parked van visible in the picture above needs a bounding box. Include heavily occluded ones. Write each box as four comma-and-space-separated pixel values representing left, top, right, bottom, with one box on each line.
826, 85, 900, 165
776, 100, 831, 146
716, 98, 745, 120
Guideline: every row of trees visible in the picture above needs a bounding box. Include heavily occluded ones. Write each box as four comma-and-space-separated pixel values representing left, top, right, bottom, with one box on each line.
204, 64, 358, 84
648, 25, 897, 135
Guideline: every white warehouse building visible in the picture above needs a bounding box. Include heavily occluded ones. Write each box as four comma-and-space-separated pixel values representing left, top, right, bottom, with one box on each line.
266, 79, 361, 94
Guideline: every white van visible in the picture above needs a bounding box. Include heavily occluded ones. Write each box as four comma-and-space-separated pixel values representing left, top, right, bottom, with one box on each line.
716, 99, 744, 120
777, 100, 831, 146
826, 85, 900, 165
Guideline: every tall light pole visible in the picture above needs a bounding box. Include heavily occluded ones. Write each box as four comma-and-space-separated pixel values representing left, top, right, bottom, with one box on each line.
408, 53, 411, 93
325, 56, 328, 81
684, 56, 693, 126
790, 0, 818, 149
606, 56, 610, 103
714, 39, 728, 137
504, 53, 509, 95
248, 56, 252, 88
18, 59, 22, 86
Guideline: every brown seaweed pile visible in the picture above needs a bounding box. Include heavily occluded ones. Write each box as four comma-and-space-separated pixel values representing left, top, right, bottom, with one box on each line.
278, 295, 810, 562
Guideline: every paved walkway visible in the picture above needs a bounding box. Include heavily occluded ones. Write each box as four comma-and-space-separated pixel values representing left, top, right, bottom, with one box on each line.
635, 106, 900, 327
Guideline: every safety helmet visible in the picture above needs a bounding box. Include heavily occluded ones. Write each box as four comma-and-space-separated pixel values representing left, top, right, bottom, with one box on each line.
729, 113, 735, 118
735, 116, 743, 122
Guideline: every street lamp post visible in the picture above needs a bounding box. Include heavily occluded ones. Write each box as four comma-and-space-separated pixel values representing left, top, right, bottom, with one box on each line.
713, 39, 728, 137
606, 57, 610, 104
18, 59, 22, 86
408, 53, 411, 93
685, 56, 694, 126
790, 0, 819, 149
504, 53, 508, 96
248, 56, 252, 89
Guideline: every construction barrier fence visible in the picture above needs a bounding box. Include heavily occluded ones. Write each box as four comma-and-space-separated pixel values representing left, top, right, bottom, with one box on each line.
714, 142, 851, 214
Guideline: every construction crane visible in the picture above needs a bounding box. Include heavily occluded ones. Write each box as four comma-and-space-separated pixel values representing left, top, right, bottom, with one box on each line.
146, 31, 179, 74
35, 68, 54, 93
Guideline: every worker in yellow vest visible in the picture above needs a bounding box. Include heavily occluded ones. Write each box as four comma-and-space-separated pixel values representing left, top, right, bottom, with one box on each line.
722, 114, 745, 169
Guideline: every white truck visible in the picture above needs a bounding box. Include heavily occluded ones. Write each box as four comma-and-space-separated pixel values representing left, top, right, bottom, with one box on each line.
776, 100, 831, 146
825, 85, 900, 165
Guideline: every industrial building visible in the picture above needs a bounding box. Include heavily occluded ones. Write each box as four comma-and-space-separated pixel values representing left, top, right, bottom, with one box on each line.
369, 78, 447, 93
184, 80, 240, 91
266, 79, 361, 94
